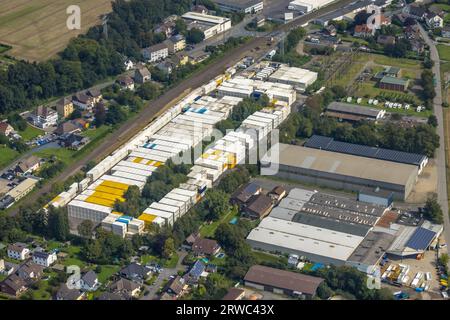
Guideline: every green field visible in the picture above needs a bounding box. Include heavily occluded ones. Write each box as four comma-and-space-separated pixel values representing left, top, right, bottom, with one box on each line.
19, 124, 44, 141
438, 44, 450, 61
96, 265, 120, 283
371, 54, 422, 69
34, 148, 76, 164
0, 146, 19, 169
200, 209, 239, 238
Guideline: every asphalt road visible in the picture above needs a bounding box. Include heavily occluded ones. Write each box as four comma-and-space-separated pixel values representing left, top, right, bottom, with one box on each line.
418, 25, 450, 264
6, 0, 358, 216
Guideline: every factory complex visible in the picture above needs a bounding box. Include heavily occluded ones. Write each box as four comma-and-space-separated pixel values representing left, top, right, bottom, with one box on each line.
46, 62, 313, 238
246, 187, 442, 271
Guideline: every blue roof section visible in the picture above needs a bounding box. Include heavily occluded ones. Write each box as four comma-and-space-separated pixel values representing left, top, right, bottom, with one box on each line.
304, 135, 427, 166
243, 183, 260, 195
406, 227, 436, 250
190, 260, 205, 278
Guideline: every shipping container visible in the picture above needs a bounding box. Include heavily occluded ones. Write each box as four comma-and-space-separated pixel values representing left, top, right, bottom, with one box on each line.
112, 170, 148, 183
112, 165, 152, 178
101, 174, 145, 189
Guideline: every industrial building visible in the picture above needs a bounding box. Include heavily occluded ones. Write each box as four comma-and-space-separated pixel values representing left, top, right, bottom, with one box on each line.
247, 216, 366, 265
379, 76, 409, 92
262, 144, 420, 200
213, 0, 263, 14
304, 135, 428, 174
387, 221, 443, 258
268, 66, 318, 92
288, 0, 334, 13
244, 265, 324, 299
182, 12, 232, 40
325, 101, 386, 122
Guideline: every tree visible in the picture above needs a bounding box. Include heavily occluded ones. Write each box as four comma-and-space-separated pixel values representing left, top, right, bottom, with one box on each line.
422, 195, 443, 224
47, 207, 70, 241
69, 109, 82, 120
175, 19, 187, 35
317, 282, 333, 299
94, 103, 106, 127
77, 220, 94, 239
186, 28, 205, 44
439, 253, 449, 266
137, 82, 160, 100
427, 115, 438, 127
202, 190, 231, 221
163, 237, 175, 259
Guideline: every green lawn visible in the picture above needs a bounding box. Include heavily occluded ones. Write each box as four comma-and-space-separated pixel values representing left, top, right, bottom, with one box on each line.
341, 35, 369, 46
371, 54, 422, 69
200, 209, 239, 238
438, 44, 450, 61
0, 146, 19, 169
33, 148, 76, 165
96, 265, 120, 283
81, 125, 111, 140
19, 124, 44, 141
253, 251, 287, 265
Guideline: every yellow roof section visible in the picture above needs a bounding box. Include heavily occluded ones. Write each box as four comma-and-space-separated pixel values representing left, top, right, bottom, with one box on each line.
133, 157, 144, 163
95, 185, 125, 196
91, 191, 125, 202
85, 196, 116, 208
138, 213, 157, 224
101, 180, 129, 191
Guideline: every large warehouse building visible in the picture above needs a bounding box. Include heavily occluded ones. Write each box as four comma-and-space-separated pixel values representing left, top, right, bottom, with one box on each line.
213, 0, 263, 14
262, 144, 420, 200
182, 12, 232, 40
288, 0, 334, 13
247, 187, 389, 266
268, 66, 318, 92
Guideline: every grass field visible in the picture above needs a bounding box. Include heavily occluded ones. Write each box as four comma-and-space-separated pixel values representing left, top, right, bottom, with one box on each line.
19, 124, 44, 141
0, 0, 112, 62
438, 45, 450, 62
0, 145, 19, 169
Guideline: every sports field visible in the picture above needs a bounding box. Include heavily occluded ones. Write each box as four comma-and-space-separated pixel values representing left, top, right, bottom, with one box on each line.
0, 0, 112, 62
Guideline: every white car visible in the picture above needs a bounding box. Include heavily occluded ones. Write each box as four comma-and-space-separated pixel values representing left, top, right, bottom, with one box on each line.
442, 291, 449, 299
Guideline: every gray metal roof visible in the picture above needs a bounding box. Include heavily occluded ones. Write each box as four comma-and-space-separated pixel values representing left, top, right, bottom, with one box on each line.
326, 102, 383, 118
292, 212, 371, 237
269, 207, 298, 221
304, 135, 427, 167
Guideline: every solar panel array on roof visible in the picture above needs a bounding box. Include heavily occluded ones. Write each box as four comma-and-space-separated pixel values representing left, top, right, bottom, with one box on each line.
304, 135, 426, 166
405, 227, 436, 250
190, 260, 205, 278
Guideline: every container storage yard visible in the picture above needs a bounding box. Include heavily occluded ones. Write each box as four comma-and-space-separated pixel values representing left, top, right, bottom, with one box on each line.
46, 58, 302, 238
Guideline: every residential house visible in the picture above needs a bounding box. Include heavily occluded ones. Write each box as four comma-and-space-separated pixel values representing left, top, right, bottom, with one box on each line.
59, 133, 90, 150
134, 67, 152, 84
98, 292, 125, 300
0, 274, 27, 297
410, 39, 425, 54
325, 24, 337, 37
377, 35, 396, 45
426, 13, 444, 29
191, 238, 221, 257
72, 92, 95, 110
71, 118, 90, 130
183, 232, 201, 250
268, 186, 286, 204
244, 194, 274, 220
16, 261, 44, 282
7, 243, 30, 261
116, 75, 135, 91
231, 182, 262, 207
56, 284, 86, 300
255, 15, 266, 28
165, 276, 189, 299
403, 4, 427, 20
124, 59, 134, 71
142, 43, 169, 63
56, 97, 74, 118
156, 61, 174, 75
380, 15, 391, 26
171, 53, 189, 67
192, 4, 209, 15
87, 89, 103, 104
186, 260, 206, 284
31, 105, 58, 129
80, 270, 99, 291
166, 34, 186, 54
442, 26, 450, 38
32, 251, 57, 267
188, 51, 211, 65
160, 292, 175, 300
119, 263, 152, 283
206, 264, 217, 273
154, 16, 178, 38
353, 24, 373, 38
222, 288, 245, 300
15, 155, 41, 176
55, 121, 80, 136
109, 278, 142, 299
0, 122, 14, 136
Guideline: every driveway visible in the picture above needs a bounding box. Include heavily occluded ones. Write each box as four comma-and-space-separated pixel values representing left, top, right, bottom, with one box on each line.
418, 24, 450, 269
140, 250, 188, 300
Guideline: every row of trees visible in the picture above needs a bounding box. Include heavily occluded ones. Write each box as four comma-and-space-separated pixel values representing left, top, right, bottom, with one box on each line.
280, 86, 440, 157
